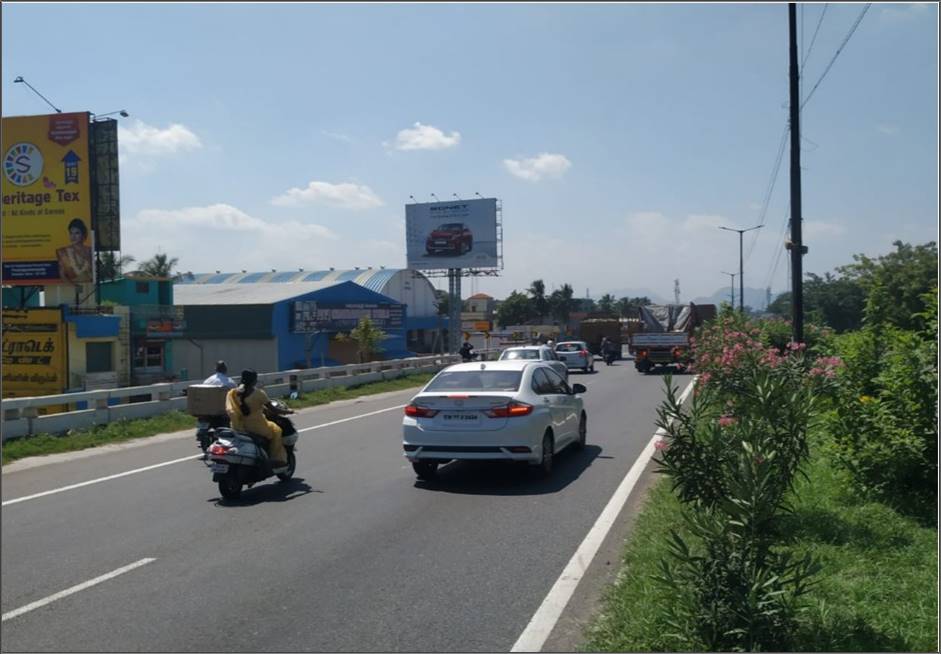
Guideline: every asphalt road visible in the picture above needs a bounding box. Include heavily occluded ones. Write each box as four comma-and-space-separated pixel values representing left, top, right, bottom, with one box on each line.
1, 361, 689, 652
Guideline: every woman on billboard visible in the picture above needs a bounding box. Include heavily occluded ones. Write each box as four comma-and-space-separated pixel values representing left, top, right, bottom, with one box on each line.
56, 218, 94, 283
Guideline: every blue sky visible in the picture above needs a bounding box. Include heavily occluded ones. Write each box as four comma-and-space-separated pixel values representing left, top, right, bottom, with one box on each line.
3, 2, 937, 304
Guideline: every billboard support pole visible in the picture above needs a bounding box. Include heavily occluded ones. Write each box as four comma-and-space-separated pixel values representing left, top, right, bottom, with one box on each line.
448, 268, 462, 354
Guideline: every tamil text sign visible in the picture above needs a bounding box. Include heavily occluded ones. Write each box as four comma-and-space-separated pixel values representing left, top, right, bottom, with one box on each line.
2, 112, 94, 285
292, 301, 404, 333
2, 307, 68, 398
405, 198, 498, 270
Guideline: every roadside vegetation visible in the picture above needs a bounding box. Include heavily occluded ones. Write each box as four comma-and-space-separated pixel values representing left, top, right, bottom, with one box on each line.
1, 372, 435, 466
585, 240, 937, 652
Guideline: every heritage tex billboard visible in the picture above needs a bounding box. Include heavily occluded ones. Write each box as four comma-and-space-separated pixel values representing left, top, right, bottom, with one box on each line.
2, 112, 94, 285
1, 307, 68, 398
405, 198, 499, 270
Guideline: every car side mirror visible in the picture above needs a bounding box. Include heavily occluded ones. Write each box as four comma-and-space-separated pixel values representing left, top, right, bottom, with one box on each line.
572, 383, 587, 394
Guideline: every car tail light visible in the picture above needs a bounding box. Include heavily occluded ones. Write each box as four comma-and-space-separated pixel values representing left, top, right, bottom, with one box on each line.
637, 350, 648, 359
405, 404, 439, 418
580, 349, 589, 357
486, 401, 534, 418
672, 347, 683, 360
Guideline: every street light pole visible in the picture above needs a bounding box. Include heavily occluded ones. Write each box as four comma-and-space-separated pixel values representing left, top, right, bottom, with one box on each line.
12, 76, 62, 113
719, 224, 763, 312
721, 271, 737, 308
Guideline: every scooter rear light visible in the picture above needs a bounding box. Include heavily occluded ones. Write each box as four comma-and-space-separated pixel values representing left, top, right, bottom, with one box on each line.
486, 401, 534, 418
405, 404, 439, 418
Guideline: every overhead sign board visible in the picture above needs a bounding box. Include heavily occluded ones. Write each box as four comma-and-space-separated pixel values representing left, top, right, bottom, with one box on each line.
1, 112, 94, 285
292, 301, 404, 333
405, 198, 498, 270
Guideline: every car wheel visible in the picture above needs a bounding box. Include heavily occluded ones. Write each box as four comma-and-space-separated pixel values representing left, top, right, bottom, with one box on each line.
538, 431, 554, 478
575, 413, 587, 450
412, 461, 438, 480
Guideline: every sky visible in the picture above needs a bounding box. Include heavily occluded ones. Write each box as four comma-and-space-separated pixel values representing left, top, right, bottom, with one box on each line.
2, 2, 937, 305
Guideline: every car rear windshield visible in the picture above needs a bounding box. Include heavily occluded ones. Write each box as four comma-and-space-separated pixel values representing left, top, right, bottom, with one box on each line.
556, 343, 583, 352
501, 350, 539, 360
425, 370, 523, 392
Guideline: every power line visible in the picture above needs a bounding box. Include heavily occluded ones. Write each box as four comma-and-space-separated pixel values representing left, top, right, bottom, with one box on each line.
801, 3, 871, 109
764, 202, 791, 292
744, 122, 790, 264
801, 3, 829, 70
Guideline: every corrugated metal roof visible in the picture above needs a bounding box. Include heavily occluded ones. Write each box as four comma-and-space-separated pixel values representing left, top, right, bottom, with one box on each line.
337, 269, 364, 281
238, 272, 267, 283
270, 271, 299, 283
175, 281, 346, 305
185, 269, 406, 288
360, 268, 399, 293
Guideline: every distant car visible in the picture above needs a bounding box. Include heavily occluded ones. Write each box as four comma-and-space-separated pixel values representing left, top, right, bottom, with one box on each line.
555, 341, 594, 373
498, 345, 569, 380
402, 360, 587, 480
426, 222, 473, 256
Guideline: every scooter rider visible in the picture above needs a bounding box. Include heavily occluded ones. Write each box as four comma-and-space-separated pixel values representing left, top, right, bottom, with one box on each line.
203, 360, 236, 389
601, 336, 617, 364
225, 369, 288, 468
459, 339, 475, 362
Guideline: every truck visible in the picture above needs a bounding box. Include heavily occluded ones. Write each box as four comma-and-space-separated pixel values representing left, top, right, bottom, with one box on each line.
578, 318, 623, 359
629, 303, 716, 373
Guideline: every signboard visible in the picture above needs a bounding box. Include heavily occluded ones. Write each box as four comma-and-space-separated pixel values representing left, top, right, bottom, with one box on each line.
292, 301, 404, 333
1, 308, 68, 397
405, 198, 498, 270
91, 119, 121, 251
1, 112, 94, 285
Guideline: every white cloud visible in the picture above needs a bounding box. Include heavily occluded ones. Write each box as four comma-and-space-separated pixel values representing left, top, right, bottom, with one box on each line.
118, 120, 202, 156
503, 153, 572, 182
877, 124, 900, 135
271, 181, 384, 209
387, 122, 461, 151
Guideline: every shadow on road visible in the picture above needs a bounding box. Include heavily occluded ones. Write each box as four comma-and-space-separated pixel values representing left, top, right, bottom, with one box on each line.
639, 365, 693, 376
211, 477, 320, 506
413, 444, 603, 496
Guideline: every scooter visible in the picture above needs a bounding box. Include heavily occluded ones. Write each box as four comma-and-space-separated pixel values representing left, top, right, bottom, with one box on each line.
207, 400, 299, 500
604, 351, 617, 366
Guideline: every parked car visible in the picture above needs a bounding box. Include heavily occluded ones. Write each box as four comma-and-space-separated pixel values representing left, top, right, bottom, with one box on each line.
402, 360, 587, 479
554, 340, 594, 373
498, 345, 569, 380
426, 222, 473, 256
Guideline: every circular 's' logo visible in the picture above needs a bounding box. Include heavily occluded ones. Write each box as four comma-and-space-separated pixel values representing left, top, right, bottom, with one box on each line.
4, 143, 44, 187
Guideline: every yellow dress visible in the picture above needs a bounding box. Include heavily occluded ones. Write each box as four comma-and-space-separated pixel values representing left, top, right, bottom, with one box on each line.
56, 244, 93, 283
225, 386, 286, 463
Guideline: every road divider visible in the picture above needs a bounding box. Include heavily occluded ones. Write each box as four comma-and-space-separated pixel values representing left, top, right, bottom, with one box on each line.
2, 558, 156, 622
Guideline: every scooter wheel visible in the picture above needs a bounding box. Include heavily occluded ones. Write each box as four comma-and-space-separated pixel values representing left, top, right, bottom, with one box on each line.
277, 449, 296, 482
218, 476, 242, 499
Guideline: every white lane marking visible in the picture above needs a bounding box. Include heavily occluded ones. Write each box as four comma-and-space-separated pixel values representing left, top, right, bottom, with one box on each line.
1, 455, 202, 507
511, 377, 697, 653
2, 558, 156, 622
297, 404, 406, 433
3, 403, 410, 507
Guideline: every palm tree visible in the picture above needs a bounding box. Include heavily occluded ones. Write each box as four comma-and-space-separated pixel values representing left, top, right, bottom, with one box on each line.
598, 293, 616, 315
549, 283, 576, 325
98, 252, 136, 281
528, 279, 549, 320
138, 253, 180, 279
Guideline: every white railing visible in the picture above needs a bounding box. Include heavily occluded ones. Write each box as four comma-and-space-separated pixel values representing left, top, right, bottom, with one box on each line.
0, 349, 503, 441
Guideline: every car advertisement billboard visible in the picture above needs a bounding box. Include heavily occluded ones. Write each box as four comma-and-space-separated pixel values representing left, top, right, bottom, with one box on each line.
406, 198, 498, 270
1, 112, 94, 285
1, 307, 68, 399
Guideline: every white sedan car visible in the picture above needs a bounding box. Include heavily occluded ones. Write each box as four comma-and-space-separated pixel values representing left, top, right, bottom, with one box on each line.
555, 341, 594, 373
402, 360, 587, 480
498, 345, 569, 380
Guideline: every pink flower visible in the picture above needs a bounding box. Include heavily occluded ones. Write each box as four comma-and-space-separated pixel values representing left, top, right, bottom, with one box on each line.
718, 415, 737, 428
654, 439, 670, 451
787, 341, 807, 351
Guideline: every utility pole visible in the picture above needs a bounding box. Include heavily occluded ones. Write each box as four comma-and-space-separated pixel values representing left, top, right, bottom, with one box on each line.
674, 279, 680, 305
722, 271, 737, 308
788, 2, 806, 342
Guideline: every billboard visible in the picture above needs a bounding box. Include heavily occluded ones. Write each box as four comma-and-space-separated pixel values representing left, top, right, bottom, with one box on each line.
1, 308, 68, 398
1, 112, 94, 285
91, 119, 121, 251
292, 301, 404, 333
405, 198, 498, 270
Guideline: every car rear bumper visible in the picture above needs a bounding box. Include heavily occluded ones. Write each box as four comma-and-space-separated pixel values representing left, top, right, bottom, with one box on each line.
403, 445, 537, 463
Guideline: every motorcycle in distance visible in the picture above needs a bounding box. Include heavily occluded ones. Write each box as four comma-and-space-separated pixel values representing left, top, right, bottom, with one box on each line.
206, 400, 299, 500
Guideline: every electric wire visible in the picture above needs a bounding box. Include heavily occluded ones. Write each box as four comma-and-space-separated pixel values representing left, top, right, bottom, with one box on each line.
801, 3, 829, 71
744, 122, 790, 265
801, 3, 871, 110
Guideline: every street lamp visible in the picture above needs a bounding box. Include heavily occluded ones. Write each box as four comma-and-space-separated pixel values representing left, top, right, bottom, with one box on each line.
91, 110, 129, 120
12, 76, 62, 113
719, 224, 763, 312
721, 271, 737, 308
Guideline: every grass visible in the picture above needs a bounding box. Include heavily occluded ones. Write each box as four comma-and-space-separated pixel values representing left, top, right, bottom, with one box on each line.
1, 372, 434, 467
583, 433, 939, 652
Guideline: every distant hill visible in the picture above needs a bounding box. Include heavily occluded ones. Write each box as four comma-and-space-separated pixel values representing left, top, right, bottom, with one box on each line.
691, 286, 775, 311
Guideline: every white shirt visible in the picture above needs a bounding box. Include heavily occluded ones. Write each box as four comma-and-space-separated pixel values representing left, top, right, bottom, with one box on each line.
202, 372, 236, 389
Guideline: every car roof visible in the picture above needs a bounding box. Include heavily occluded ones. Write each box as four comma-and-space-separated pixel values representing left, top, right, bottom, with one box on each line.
503, 345, 549, 351
556, 340, 586, 345
442, 360, 539, 372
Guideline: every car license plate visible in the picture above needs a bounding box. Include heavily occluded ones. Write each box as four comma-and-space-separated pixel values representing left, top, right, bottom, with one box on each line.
442, 413, 479, 422
211, 463, 229, 473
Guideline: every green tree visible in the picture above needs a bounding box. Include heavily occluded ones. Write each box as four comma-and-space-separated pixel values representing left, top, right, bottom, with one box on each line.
598, 293, 616, 314
548, 283, 576, 324
98, 252, 136, 282
337, 316, 388, 363
528, 279, 549, 320
433, 289, 449, 317
839, 240, 938, 330
137, 253, 180, 279
768, 273, 865, 333
496, 291, 535, 327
